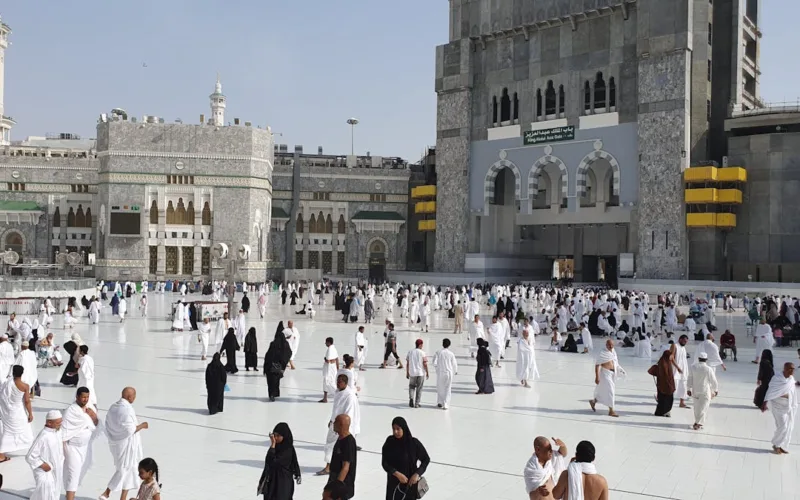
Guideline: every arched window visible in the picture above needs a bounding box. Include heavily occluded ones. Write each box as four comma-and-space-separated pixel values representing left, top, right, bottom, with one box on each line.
609, 77, 617, 108
187, 201, 195, 225
317, 212, 324, 233
492, 96, 498, 124
75, 205, 85, 227
500, 88, 511, 122
513, 92, 519, 121
175, 198, 187, 224
53, 207, 61, 227
594, 72, 606, 110
296, 213, 304, 233
536, 89, 543, 118
558, 85, 565, 114
202, 201, 211, 225
149, 200, 158, 224
84, 207, 92, 228
67, 207, 76, 227
166, 201, 175, 224
584, 81, 591, 112
325, 214, 333, 233
337, 215, 346, 234
545, 81, 556, 115
309, 214, 317, 233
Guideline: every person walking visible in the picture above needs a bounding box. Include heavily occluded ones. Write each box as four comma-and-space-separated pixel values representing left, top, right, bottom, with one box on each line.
380, 322, 403, 369
648, 349, 676, 417
258, 422, 301, 499
205, 353, 227, 415
687, 352, 719, 430
406, 339, 429, 408
380, 417, 430, 500
264, 326, 292, 402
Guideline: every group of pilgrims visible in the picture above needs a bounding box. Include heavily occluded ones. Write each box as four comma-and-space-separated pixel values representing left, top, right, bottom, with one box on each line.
1, 277, 799, 500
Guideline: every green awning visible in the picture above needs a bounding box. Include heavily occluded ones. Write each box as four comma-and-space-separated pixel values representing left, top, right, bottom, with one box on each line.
271, 206, 290, 219
351, 211, 405, 221
0, 201, 43, 211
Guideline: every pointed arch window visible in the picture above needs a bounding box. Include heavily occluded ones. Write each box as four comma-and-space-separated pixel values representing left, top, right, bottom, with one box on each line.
500, 88, 511, 122
609, 77, 617, 108
492, 96, 498, 124
584, 81, 592, 112
176, 198, 187, 225
296, 213, 304, 233
325, 214, 333, 233
317, 211, 325, 233
309, 214, 317, 233
75, 205, 86, 228
166, 201, 175, 224
536, 89, 543, 119
337, 215, 346, 234
84, 207, 92, 228
558, 85, 565, 114
513, 92, 519, 121
53, 207, 61, 227
187, 201, 195, 225
545, 81, 556, 116
594, 72, 606, 110
149, 200, 158, 224
67, 207, 76, 227
202, 202, 212, 225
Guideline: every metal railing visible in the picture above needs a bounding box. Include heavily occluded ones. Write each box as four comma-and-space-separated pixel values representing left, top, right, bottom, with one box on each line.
731, 100, 800, 118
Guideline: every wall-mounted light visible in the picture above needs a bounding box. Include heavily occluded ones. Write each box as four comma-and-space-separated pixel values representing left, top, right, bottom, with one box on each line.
681, 150, 686, 159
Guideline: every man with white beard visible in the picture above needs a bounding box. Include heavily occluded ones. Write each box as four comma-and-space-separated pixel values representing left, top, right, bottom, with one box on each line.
25, 410, 64, 500
14, 341, 38, 397
283, 320, 300, 370
354, 326, 367, 371
62, 387, 100, 500
762, 362, 798, 455
487, 316, 505, 368
0, 333, 14, 378
433, 338, 458, 410
589, 339, 625, 417
753, 317, 774, 364
316, 373, 361, 476
99, 387, 148, 500
674, 335, 690, 408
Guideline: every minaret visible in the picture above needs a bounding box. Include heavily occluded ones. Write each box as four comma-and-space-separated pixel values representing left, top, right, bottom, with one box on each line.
0, 16, 14, 145
209, 75, 226, 126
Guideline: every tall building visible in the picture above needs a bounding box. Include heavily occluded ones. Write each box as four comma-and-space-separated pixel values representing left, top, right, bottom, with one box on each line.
0, 16, 14, 145
433, 0, 762, 282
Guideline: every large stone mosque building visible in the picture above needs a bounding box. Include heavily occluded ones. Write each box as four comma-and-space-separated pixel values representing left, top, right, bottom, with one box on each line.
3, 2, 800, 284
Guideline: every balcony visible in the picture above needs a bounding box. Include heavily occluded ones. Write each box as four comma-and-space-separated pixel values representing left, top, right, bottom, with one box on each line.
686, 213, 737, 228
414, 201, 436, 214
411, 185, 436, 199
717, 167, 747, 182
716, 213, 737, 227
717, 189, 743, 204
685, 188, 718, 203
684, 167, 718, 182
418, 219, 436, 232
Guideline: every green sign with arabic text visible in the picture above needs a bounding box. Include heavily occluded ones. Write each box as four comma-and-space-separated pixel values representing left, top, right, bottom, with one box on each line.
523, 125, 575, 145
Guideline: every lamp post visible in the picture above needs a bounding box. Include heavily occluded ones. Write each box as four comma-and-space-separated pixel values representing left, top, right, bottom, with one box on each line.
346, 118, 359, 156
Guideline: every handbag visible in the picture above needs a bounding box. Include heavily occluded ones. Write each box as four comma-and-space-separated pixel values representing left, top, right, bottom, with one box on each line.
269, 362, 285, 376
393, 477, 429, 500
224, 384, 231, 392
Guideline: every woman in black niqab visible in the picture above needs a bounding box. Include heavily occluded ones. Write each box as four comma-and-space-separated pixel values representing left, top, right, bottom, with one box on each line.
264, 322, 292, 401
475, 339, 495, 394
220, 327, 240, 374
188, 302, 199, 331
258, 422, 301, 500
754, 348, 775, 407
205, 352, 226, 415
381, 416, 430, 500
244, 327, 259, 371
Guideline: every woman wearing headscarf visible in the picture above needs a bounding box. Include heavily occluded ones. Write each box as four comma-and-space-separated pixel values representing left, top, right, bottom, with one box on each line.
648, 349, 676, 417
188, 302, 199, 331
754, 348, 775, 408
220, 327, 240, 374
475, 338, 495, 394
60, 333, 82, 386
244, 327, 259, 371
560, 333, 579, 353
205, 353, 227, 415
381, 416, 430, 500
264, 322, 292, 402
258, 422, 301, 500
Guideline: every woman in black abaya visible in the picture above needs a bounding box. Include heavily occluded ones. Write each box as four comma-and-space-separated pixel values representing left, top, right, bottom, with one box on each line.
60, 334, 81, 386
381, 416, 430, 500
188, 302, 199, 331
263, 322, 292, 402
754, 348, 774, 408
258, 422, 301, 500
244, 327, 259, 371
220, 327, 240, 374
475, 339, 495, 394
205, 353, 227, 415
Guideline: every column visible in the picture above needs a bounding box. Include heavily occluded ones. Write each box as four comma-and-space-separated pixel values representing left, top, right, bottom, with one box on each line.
302, 217, 309, 269
59, 198, 67, 253
331, 213, 339, 274
194, 246, 202, 278
157, 244, 166, 276
176, 245, 183, 275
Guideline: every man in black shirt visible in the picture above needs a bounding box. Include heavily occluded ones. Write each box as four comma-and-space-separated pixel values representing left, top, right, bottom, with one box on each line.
329, 414, 357, 499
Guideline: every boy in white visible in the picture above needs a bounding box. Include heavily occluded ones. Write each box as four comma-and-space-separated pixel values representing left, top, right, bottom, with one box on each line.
433, 338, 458, 410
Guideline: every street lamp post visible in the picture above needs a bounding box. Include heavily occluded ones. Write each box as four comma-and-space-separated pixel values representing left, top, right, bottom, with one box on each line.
346, 118, 359, 156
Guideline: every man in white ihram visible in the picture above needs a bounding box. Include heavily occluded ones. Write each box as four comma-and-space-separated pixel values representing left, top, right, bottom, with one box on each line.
687, 351, 718, 430
589, 339, 625, 417
283, 320, 300, 370
316, 372, 360, 476
62, 387, 101, 500
433, 338, 458, 410
25, 410, 64, 500
15, 341, 38, 397
75, 345, 97, 407
753, 317, 774, 364
354, 326, 367, 371
761, 362, 798, 455
0, 333, 14, 378
523, 436, 567, 500
487, 316, 505, 367
99, 387, 149, 500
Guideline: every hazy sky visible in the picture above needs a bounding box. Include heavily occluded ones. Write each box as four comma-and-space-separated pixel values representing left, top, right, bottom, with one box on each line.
1, 1, 797, 160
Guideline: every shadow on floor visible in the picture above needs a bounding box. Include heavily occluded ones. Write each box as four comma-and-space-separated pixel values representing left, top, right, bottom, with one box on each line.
358, 400, 413, 410
231, 439, 267, 447
146, 405, 209, 415
294, 443, 325, 452
651, 440, 772, 454
506, 406, 593, 416
606, 419, 691, 429
218, 458, 263, 468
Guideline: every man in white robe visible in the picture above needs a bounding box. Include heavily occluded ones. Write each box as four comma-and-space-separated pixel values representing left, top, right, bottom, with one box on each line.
319, 338, 339, 403
579, 322, 593, 354
172, 301, 186, 331
589, 339, 624, 417
499, 311, 511, 354
687, 352, 718, 430
234, 309, 247, 345
317, 373, 361, 475
517, 322, 538, 388
0, 365, 34, 462
468, 314, 486, 357
753, 318, 774, 364
198, 318, 212, 360
433, 338, 458, 410
0, 333, 14, 379
354, 326, 367, 371
762, 362, 798, 454
214, 312, 231, 351
283, 320, 300, 370
694, 334, 726, 378
488, 316, 505, 367
117, 298, 127, 323
63, 387, 100, 500
523, 436, 567, 500
25, 410, 64, 500
674, 335, 690, 408
15, 341, 38, 397
75, 345, 97, 407
99, 387, 148, 500
88, 299, 101, 324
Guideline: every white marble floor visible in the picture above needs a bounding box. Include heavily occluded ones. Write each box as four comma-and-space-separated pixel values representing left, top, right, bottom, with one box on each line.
0, 292, 797, 500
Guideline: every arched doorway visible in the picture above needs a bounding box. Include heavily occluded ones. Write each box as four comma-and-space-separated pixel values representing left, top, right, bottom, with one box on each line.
4, 231, 24, 275
368, 239, 386, 283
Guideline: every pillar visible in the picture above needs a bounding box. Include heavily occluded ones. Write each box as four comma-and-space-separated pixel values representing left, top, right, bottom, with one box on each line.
176, 245, 183, 275
332, 215, 339, 274
157, 245, 165, 275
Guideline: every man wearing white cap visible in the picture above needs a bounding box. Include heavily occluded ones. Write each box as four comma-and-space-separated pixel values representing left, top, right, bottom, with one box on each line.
62, 387, 100, 500
0, 333, 14, 379
25, 410, 64, 500
15, 341, 39, 398
99, 387, 148, 500
687, 351, 719, 430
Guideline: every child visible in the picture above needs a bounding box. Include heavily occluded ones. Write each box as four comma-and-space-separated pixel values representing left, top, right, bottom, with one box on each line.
134, 458, 161, 500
